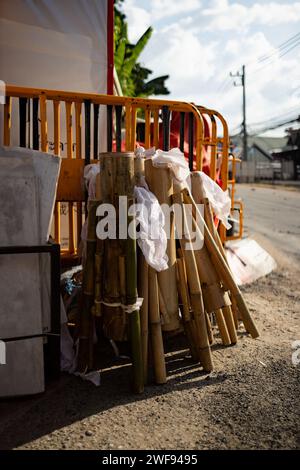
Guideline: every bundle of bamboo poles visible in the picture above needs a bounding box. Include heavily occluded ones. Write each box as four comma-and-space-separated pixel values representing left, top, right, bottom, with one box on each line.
78, 152, 259, 393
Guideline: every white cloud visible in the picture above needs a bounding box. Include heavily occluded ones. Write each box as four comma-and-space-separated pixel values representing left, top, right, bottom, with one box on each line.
150, 0, 202, 21
203, 1, 300, 32
122, 0, 300, 135
140, 22, 217, 98
121, 0, 151, 43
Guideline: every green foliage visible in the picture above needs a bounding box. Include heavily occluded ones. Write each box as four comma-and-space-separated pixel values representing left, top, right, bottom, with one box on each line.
114, 4, 170, 97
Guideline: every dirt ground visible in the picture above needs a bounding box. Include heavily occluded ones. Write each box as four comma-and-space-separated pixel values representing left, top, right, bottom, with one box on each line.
0, 184, 299, 450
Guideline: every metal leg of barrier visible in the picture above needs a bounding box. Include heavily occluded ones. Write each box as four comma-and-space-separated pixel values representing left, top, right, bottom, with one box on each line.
32, 97, 39, 150
162, 105, 170, 151
115, 105, 122, 152
0, 244, 61, 381
179, 112, 185, 152
84, 99, 91, 165
93, 103, 99, 159
107, 104, 113, 152
19, 97, 27, 148
188, 112, 194, 171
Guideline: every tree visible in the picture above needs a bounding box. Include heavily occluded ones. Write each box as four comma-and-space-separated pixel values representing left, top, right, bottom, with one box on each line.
114, 2, 170, 97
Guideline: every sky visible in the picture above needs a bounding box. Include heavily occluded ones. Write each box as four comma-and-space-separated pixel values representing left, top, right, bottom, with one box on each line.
120, 0, 300, 136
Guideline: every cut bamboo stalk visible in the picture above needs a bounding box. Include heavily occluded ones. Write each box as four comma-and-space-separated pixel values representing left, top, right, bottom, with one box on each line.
126, 226, 144, 393
186, 213, 233, 345
138, 253, 149, 383
148, 267, 167, 384
182, 188, 259, 339
78, 199, 98, 371
158, 286, 171, 325
215, 309, 231, 346
191, 182, 238, 340
230, 295, 240, 329
119, 255, 126, 302
205, 312, 214, 345
100, 152, 144, 393
222, 305, 238, 344
173, 192, 213, 372
145, 159, 180, 331
176, 257, 198, 361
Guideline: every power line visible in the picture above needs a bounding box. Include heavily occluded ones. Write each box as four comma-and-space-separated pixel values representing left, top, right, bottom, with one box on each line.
249, 39, 300, 76
249, 115, 300, 136
247, 107, 300, 127
257, 32, 300, 64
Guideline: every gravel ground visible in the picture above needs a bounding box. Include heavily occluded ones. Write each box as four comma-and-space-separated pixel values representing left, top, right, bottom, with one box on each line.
0, 184, 299, 450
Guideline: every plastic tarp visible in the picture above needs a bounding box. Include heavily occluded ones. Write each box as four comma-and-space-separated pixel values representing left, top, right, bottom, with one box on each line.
0, 0, 110, 151
0, 0, 108, 93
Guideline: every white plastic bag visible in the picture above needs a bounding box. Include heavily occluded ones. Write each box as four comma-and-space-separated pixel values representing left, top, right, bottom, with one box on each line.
134, 186, 169, 272
150, 147, 190, 186
194, 171, 232, 229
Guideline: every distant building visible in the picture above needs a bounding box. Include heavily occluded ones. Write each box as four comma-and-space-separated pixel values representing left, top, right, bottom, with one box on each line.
230, 135, 288, 162
272, 128, 300, 180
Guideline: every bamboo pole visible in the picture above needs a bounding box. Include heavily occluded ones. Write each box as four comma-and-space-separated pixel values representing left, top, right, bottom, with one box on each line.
148, 267, 167, 384
100, 152, 144, 393
182, 188, 259, 339
173, 192, 213, 371
78, 199, 98, 371
214, 309, 231, 345
138, 253, 149, 383
186, 213, 232, 345
176, 257, 198, 361
222, 305, 238, 344
145, 159, 180, 331
205, 312, 214, 345
192, 180, 238, 343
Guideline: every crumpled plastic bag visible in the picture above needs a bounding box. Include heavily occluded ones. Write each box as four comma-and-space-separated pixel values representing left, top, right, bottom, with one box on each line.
135, 146, 231, 230
194, 171, 232, 229
134, 186, 169, 272
150, 147, 190, 186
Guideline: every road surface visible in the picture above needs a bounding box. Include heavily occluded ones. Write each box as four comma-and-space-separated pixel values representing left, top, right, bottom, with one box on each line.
235, 184, 300, 266
0, 184, 299, 450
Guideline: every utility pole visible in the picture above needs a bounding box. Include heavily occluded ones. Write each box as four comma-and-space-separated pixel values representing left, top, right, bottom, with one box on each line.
230, 65, 248, 160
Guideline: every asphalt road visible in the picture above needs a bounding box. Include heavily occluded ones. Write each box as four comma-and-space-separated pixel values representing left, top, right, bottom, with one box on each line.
234, 184, 300, 265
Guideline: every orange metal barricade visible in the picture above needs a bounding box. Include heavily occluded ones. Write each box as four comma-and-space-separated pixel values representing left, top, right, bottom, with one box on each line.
3, 86, 210, 255
196, 106, 244, 242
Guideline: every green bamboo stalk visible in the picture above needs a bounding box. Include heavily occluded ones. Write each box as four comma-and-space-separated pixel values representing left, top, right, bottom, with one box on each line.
78, 199, 98, 372
126, 208, 144, 394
